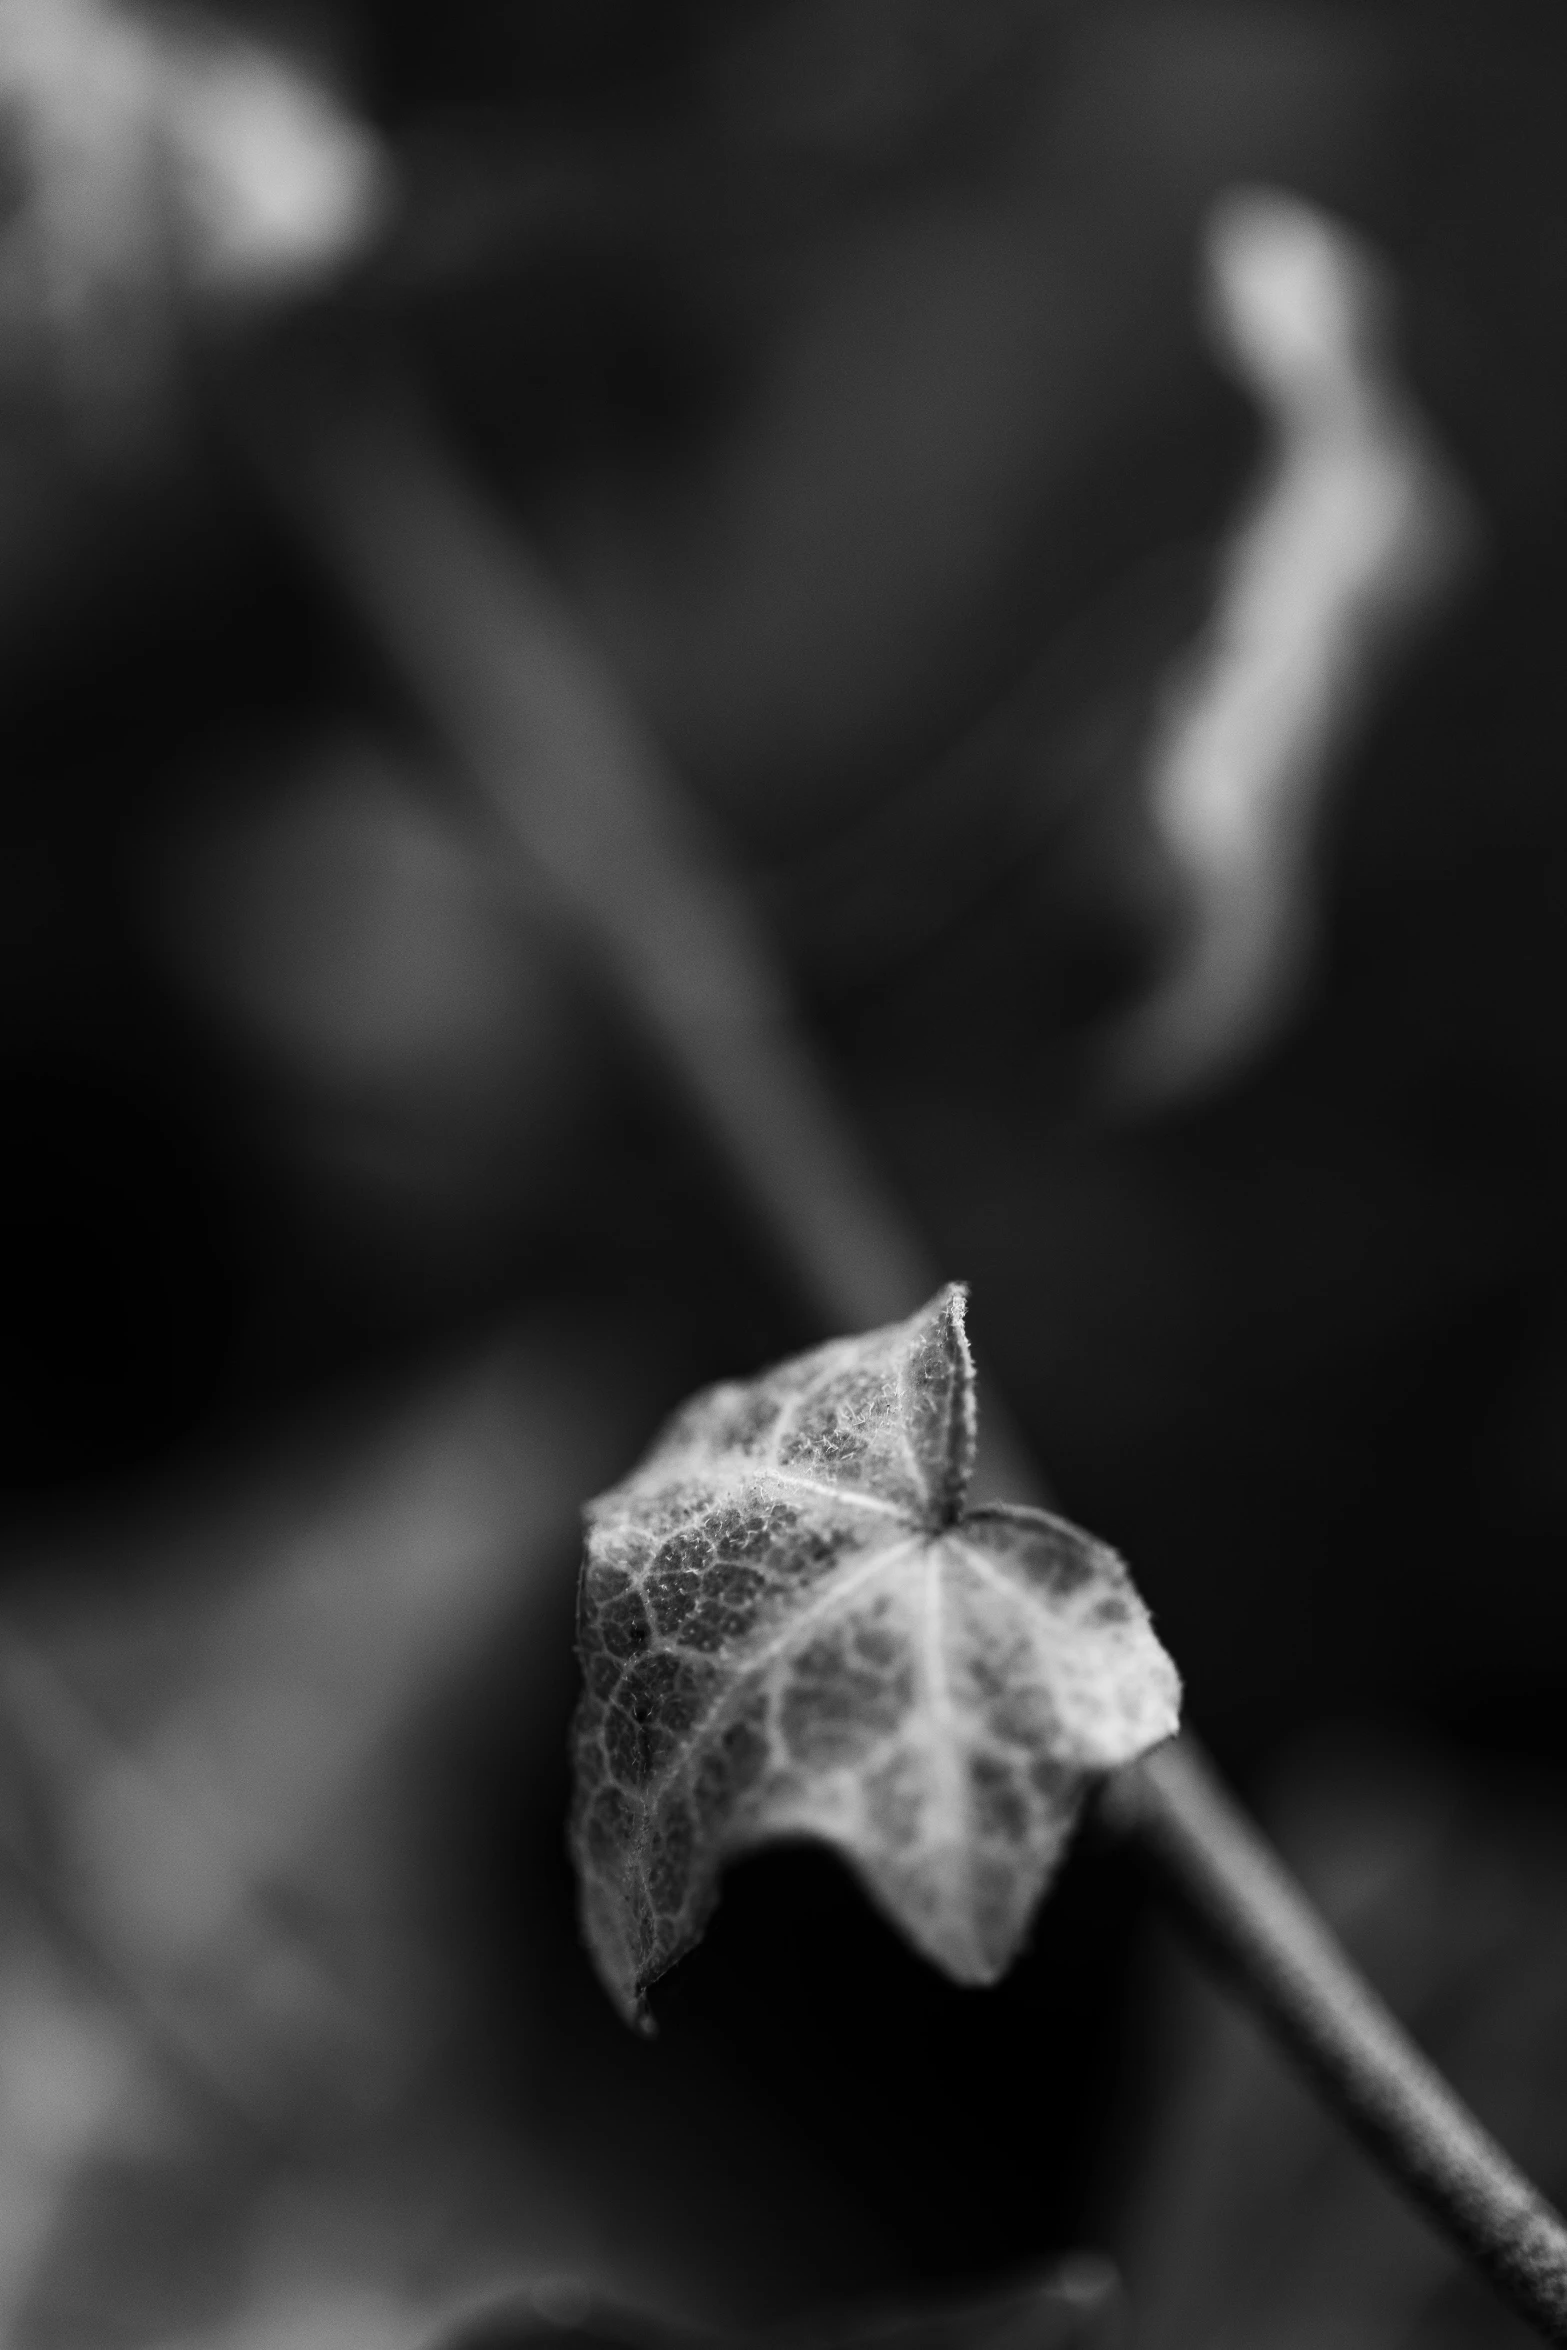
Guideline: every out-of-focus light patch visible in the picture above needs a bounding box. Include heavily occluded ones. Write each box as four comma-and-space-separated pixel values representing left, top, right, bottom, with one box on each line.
0, 0, 387, 433
170, 2280, 426, 2350
0, 0, 168, 419
0, 1340, 628, 2341
169, 736, 544, 1092
1101, 186, 1480, 1112
151, 728, 578, 1247
8, 1350, 567, 2115
0, 1966, 141, 2318
162, 20, 389, 298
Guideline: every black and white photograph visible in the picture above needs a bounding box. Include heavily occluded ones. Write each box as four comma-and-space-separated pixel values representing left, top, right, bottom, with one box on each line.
3, 5, 1567, 2345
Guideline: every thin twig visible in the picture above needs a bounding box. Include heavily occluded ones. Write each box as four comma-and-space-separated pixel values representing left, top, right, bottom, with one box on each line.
250, 379, 1567, 2341
1104, 1736, 1567, 2345
247, 378, 1038, 1493
252, 381, 935, 1338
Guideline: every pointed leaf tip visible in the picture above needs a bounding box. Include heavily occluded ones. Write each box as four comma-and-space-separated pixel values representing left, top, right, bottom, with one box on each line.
570, 1291, 1180, 2022
903, 1282, 975, 1529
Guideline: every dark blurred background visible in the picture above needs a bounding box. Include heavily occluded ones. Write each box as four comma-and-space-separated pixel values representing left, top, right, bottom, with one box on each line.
5, 3, 1567, 2344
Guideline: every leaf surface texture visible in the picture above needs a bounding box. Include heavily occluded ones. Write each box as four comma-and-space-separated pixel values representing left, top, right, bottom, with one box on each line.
571, 1286, 1180, 2023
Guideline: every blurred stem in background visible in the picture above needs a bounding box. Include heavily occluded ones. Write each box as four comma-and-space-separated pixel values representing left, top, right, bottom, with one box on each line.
3, 1, 1564, 2341
237, 180, 1567, 2338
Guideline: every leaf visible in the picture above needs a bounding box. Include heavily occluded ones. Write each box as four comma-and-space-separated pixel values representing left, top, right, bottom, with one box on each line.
570, 1286, 1180, 2025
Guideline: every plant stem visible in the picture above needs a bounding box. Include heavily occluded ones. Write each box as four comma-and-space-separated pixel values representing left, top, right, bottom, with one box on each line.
249, 374, 1567, 2339
247, 379, 1038, 1491
1104, 1735, 1567, 2345
251, 379, 936, 1340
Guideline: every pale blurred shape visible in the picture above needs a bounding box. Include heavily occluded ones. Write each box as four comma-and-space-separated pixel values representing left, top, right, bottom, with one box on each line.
0, 1338, 627, 2341
174, 738, 541, 1090
167, 19, 389, 297
1104, 185, 1479, 1110
0, 1970, 140, 2316
173, 2280, 426, 2350
0, 0, 387, 429
152, 728, 577, 1252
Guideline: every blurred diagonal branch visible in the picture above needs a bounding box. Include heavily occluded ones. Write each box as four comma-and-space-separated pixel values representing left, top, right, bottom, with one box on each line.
253, 388, 944, 1345
248, 383, 1065, 1515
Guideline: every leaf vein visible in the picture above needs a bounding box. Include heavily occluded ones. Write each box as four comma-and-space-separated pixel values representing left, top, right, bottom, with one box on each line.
641, 1530, 927, 1812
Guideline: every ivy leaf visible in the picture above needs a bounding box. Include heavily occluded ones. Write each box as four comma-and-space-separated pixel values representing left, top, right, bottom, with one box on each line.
570, 1286, 1180, 2025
